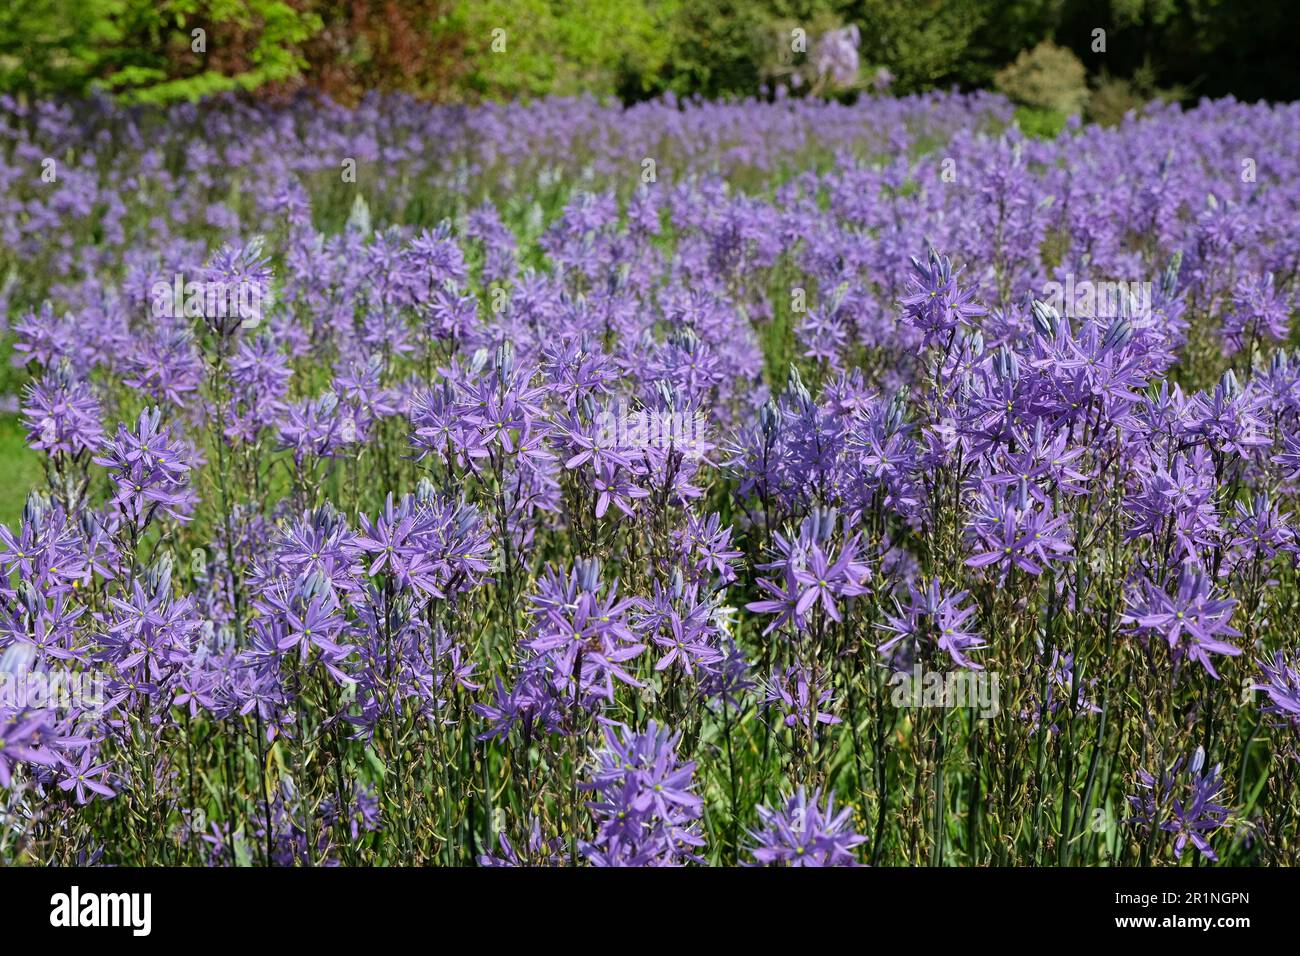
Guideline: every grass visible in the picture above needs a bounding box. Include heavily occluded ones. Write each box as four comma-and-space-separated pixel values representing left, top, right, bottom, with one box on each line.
0, 415, 42, 527
1014, 105, 1070, 139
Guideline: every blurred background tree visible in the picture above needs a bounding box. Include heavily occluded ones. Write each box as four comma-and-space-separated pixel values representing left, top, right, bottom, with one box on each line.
0, 0, 127, 95
457, 0, 675, 99
0, 0, 323, 102
0, 0, 1295, 106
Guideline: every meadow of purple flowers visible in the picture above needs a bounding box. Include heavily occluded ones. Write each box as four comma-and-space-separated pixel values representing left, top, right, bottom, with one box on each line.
2, 89, 1299, 867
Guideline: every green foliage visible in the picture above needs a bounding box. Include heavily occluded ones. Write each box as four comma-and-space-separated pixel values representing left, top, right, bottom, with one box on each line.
455, 0, 675, 100
0, 416, 41, 529
174, 4, 309, 101
1085, 72, 1147, 126
642, 0, 771, 100
1060, 0, 1300, 103
995, 39, 1088, 115
850, 0, 987, 93
0, 0, 127, 94
1109, 0, 1181, 29
0, 0, 321, 103
102, 0, 321, 103
0, 1, 1295, 107
960, 0, 1062, 89
1013, 104, 1068, 139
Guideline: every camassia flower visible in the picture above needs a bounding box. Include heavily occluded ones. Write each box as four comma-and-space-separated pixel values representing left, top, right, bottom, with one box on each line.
748, 787, 866, 866
762, 663, 841, 733
22, 366, 104, 456
878, 577, 985, 670
746, 510, 870, 632
56, 746, 116, 805
632, 576, 723, 677
93, 407, 197, 526
1275, 432, 1300, 481
1227, 493, 1293, 562
965, 484, 1073, 580
900, 247, 986, 346
1126, 748, 1231, 862
523, 560, 646, 702
1122, 562, 1242, 678
9, 88, 1300, 870
477, 819, 566, 867
354, 491, 492, 599
0, 711, 57, 787
580, 721, 704, 866
200, 238, 273, 337
1222, 271, 1291, 352
1254, 651, 1300, 740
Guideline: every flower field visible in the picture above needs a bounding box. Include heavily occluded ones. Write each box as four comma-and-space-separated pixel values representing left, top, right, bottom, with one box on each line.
2, 89, 1300, 867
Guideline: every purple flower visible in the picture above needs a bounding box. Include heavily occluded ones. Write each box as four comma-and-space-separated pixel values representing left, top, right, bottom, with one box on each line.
1274, 432, 1300, 482
900, 248, 986, 346
812, 26, 861, 90
200, 238, 273, 337
965, 486, 1073, 580
1123, 563, 1242, 678
1126, 748, 1230, 861
1222, 272, 1291, 353
0, 711, 57, 787
762, 663, 841, 732
633, 578, 723, 677
1254, 651, 1300, 736
478, 820, 566, 867
746, 510, 870, 631
22, 367, 104, 456
879, 578, 986, 670
56, 746, 116, 805
93, 407, 197, 526
580, 721, 704, 866
748, 787, 866, 866
523, 560, 646, 703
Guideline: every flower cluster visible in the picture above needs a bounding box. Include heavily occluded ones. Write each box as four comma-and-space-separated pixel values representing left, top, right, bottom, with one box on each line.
580, 722, 704, 866
1126, 748, 1231, 861
747, 787, 867, 866
0, 88, 1298, 868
